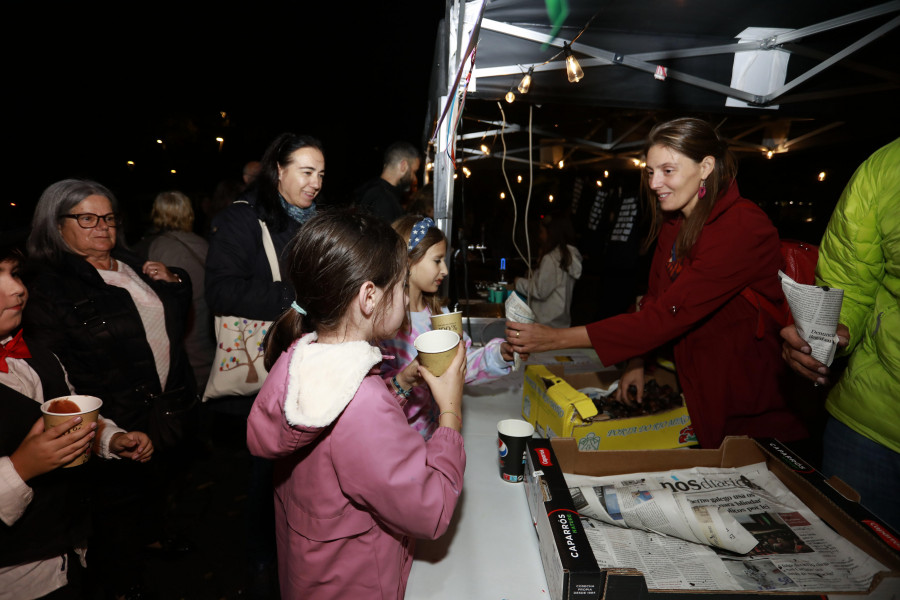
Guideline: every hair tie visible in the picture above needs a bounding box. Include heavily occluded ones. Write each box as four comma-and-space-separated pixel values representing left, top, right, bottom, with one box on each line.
291, 301, 307, 316
408, 217, 435, 251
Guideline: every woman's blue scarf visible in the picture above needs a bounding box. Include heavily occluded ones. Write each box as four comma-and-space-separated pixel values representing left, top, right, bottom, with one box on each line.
280, 195, 317, 224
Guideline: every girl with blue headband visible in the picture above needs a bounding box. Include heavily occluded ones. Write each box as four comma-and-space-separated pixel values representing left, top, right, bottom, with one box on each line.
383, 215, 516, 439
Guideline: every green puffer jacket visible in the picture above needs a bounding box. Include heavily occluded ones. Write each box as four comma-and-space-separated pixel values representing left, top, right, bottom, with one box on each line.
817, 137, 900, 454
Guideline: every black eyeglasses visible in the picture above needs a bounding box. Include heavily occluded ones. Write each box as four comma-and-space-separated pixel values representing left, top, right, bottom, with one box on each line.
62, 213, 120, 228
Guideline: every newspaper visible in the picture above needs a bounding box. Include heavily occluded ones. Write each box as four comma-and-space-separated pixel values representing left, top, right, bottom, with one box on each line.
779, 270, 844, 366
505, 291, 535, 370
565, 463, 886, 592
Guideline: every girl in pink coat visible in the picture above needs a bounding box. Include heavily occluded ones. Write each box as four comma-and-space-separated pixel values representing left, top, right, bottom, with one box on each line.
247, 209, 467, 599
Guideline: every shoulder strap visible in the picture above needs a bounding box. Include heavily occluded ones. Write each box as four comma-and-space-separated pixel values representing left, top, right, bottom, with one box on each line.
258, 220, 281, 282
740, 288, 790, 338
233, 199, 281, 283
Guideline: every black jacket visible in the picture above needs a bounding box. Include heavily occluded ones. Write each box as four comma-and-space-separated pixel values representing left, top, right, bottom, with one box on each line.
205, 197, 299, 321
0, 342, 90, 567
23, 249, 195, 443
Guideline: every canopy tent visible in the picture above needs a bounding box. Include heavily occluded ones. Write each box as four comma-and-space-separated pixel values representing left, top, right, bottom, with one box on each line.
425, 0, 900, 238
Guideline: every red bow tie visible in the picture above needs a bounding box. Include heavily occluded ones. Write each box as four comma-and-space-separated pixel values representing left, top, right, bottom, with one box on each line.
0, 330, 31, 373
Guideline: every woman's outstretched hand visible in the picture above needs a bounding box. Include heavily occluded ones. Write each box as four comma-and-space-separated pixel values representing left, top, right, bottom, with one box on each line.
615, 358, 645, 404
505, 321, 556, 355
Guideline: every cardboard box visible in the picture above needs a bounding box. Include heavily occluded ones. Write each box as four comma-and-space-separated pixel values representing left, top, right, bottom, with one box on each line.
524, 436, 900, 600
522, 363, 697, 450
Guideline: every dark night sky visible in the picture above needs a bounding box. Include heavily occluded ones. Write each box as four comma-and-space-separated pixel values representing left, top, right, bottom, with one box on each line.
5, 3, 446, 236
5, 3, 897, 249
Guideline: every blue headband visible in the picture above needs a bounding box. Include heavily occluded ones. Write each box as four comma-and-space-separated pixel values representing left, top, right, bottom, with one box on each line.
408, 217, 436, 251
291, 301, 307, 316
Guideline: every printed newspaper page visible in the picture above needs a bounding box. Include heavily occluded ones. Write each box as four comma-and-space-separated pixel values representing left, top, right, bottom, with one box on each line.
565, 463, 885, 592
779, 270, 844, 366
505, 291, 536, 370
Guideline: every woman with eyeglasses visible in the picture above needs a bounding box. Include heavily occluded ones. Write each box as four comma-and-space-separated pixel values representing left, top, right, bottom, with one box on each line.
23, 178, 198, 600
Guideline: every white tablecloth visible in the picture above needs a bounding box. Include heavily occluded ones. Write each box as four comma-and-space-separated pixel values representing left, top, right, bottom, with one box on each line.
406, 349, 602, 599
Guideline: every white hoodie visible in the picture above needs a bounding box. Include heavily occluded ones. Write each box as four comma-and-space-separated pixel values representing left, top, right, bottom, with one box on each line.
515, 244, 583, 328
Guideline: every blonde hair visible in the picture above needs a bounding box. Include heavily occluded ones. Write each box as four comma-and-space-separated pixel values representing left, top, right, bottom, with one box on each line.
151, 190, 194, 232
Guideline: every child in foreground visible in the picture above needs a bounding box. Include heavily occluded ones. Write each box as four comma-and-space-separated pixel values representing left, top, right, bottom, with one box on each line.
0, 242, 152, 600
246, 210, 466, 599
383, 215, 516, 439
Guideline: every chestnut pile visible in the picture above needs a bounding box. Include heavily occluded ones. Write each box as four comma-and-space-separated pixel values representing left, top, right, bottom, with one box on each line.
589, 379, 683, 420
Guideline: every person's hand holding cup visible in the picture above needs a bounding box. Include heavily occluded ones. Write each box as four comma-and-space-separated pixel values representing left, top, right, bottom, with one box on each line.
9, 416, 97, 482
414, 330, 461, 377
418, 340, 466, 433
39, 395, 103, 468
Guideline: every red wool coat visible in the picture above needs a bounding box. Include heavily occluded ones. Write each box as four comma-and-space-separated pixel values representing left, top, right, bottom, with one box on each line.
586, 182, 806, 448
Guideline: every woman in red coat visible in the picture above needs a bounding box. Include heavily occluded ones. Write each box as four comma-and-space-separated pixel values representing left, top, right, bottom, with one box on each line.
506, 118, 806, 449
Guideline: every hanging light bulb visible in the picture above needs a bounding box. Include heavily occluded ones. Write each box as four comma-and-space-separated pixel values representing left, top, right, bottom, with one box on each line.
518, 66, 534, 94
480, 144, 490, 156
564, 43, 584, 83
505, 89, 516, 104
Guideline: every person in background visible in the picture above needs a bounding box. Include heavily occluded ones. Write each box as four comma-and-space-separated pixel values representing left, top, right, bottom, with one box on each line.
514, 213, 583, 328
139, 191, 214, 395
353, 141, 421, 224
781, 137, 899, 530
1, 239, 153, 600
242, 160, 262, 188
382, 215, 515, 440
407, 182, 435, 219
247, 209, 466, 599
205, 132, 325, 598
23, 179, 196, 599
506, 117, 807, 450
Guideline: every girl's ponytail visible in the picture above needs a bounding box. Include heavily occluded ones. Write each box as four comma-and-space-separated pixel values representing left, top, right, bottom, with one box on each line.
263, 304, 307, 371
262, 208, 407, 369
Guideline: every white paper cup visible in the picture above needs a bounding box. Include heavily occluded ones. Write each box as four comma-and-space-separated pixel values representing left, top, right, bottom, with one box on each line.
414, 330, 461, 376
40, 395, 102, 468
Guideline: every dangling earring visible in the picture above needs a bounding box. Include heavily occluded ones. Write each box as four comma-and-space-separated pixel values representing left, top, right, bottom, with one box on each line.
698, 179, 707, 199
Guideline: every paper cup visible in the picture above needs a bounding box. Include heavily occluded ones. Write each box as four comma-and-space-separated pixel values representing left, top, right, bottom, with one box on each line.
40, 395, 102, 467
497, 419, 534, 483
414, 330, 461, 376
430, 311, 463, 337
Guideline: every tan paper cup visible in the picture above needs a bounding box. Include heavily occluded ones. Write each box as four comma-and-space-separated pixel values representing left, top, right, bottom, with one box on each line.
414, 330, 461, 376
430, 311, 463, 337
40, 395, 102, 467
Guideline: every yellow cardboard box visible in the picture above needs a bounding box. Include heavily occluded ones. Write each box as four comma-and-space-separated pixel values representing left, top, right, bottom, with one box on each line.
522, 363, 697, 451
